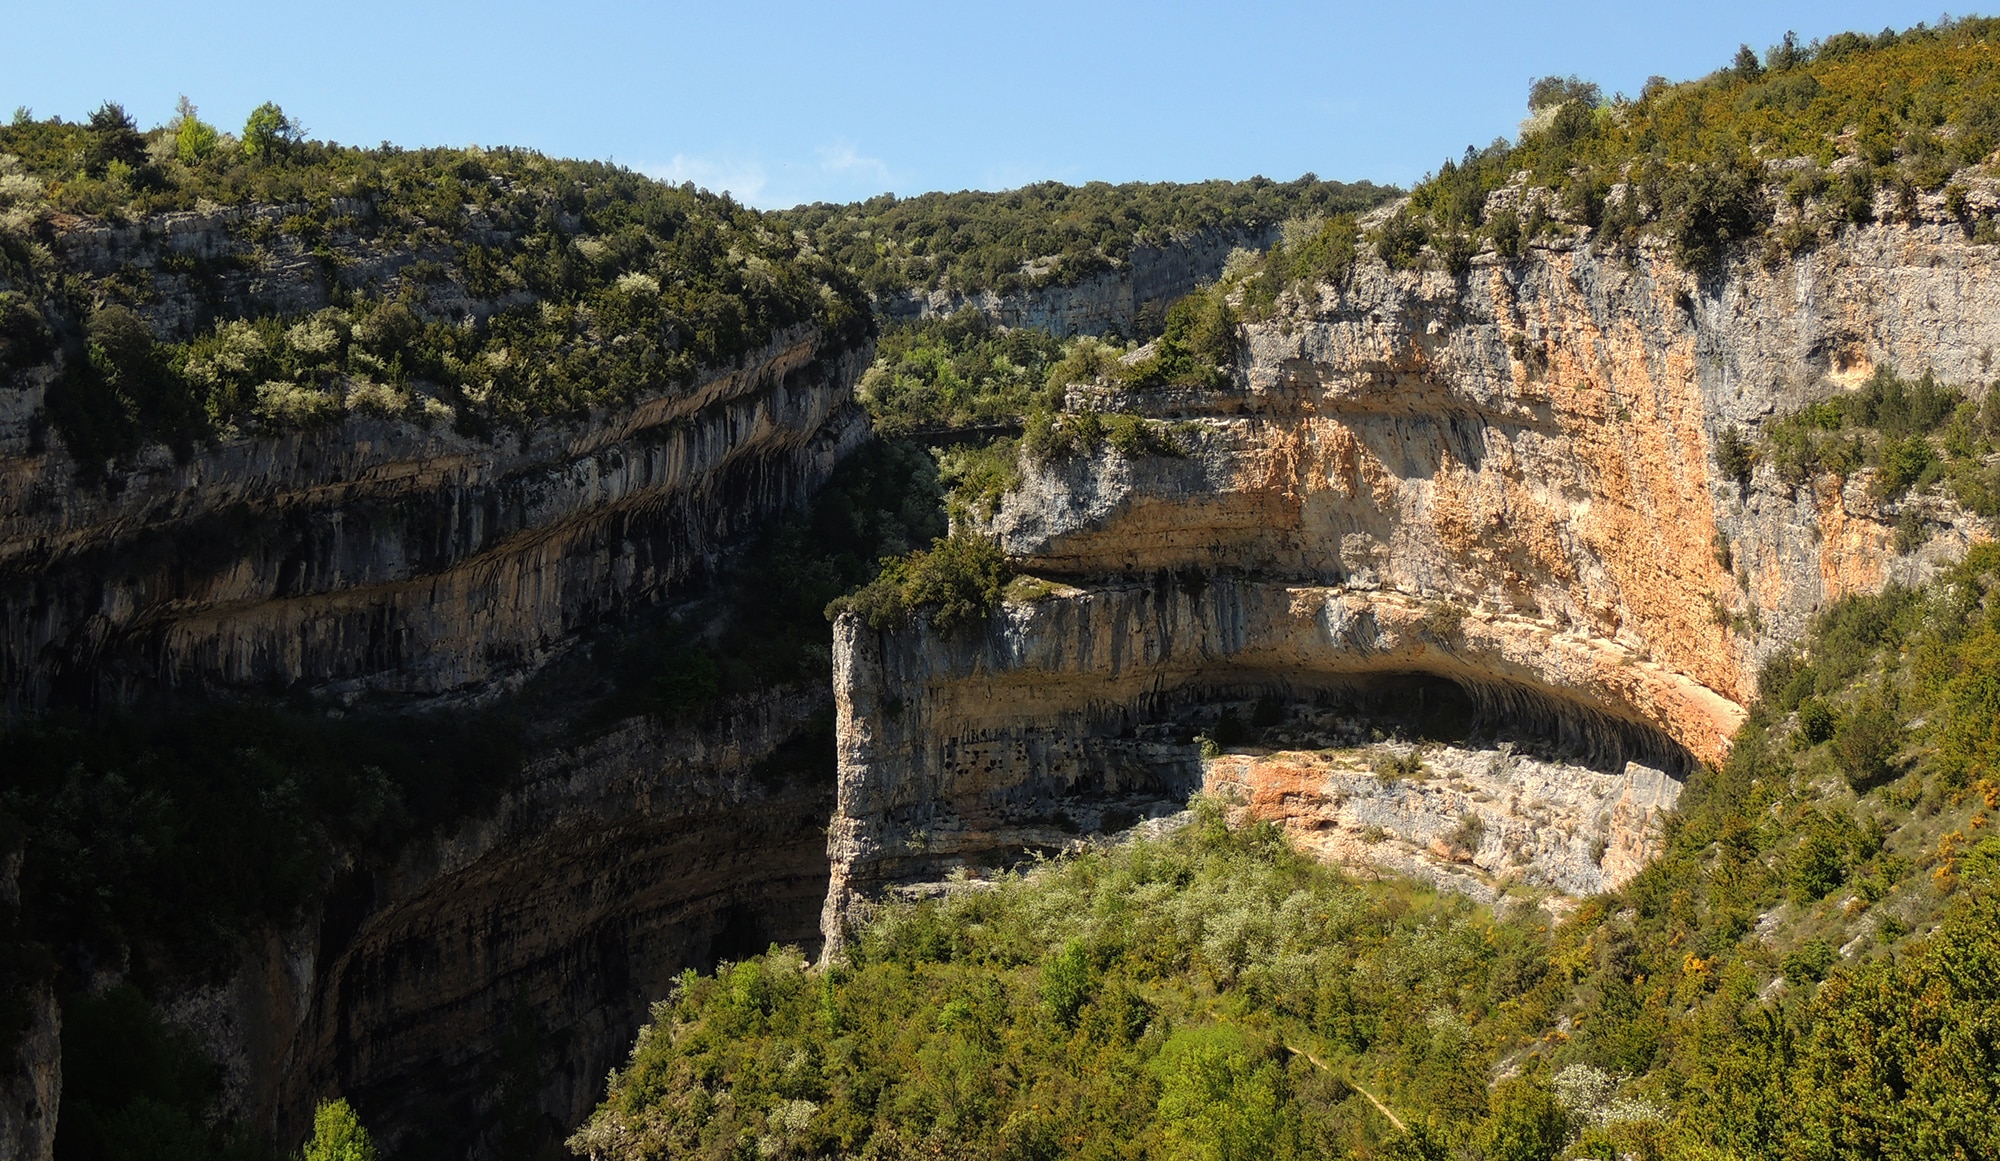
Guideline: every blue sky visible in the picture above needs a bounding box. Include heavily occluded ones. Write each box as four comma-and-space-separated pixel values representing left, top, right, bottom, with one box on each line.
0, 1, 1962, 208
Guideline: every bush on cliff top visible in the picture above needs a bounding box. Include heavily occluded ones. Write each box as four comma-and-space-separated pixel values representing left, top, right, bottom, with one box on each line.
0, 114, 871, 468
827, 533, 1012, 633
860, 308, 1072, 436
1745, 364, 2000, 514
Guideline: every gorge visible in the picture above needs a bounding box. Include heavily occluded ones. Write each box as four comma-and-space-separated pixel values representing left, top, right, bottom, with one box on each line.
7, 25, 2000, 1161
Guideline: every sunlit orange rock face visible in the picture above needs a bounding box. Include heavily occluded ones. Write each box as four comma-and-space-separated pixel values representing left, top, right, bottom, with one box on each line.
829, 223, 1996, 936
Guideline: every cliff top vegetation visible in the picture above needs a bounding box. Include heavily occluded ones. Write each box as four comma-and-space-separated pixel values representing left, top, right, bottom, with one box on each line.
0, 102, 870, 470
1378, 16, 2000, 274
775, 175, 1397, 298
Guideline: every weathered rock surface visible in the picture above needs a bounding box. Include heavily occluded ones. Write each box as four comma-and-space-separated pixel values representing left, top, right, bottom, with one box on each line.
1, 324, 867, 714
826, 222, 1998, 938
1206, 739, 1679, 901
0, 852, 58, 1161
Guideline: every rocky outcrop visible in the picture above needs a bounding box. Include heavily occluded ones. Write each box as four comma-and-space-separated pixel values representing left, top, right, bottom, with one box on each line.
876, 226, 1278, 337
825, 221, 1999, 938
1206, 740, 1680, 901
159, 686, 836, 1159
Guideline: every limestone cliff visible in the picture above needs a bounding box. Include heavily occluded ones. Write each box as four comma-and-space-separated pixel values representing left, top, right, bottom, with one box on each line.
2, 321, 867, 713
0, 197, 870, 1158
0, 852, 57, 1161
824, 220, 1999, 939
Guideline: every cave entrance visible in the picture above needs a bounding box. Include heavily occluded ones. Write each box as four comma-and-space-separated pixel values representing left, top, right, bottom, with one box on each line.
1181, 669, 1694, 779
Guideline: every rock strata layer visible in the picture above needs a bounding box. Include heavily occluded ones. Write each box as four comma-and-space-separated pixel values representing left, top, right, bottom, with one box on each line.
1, 325, 867, 713
0, 201, 870, 1158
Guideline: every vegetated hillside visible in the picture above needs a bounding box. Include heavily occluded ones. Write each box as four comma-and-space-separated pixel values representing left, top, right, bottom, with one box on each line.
0, 101, 868, 473
579, 545, 2000, 1161
1371, 16, 2000, 275
775, 176, 1397, 298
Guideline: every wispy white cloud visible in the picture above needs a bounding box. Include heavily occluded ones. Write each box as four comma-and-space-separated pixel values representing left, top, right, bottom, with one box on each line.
637, 154, 770, 205
813, 140, 893, 188
635, 140, 896, 209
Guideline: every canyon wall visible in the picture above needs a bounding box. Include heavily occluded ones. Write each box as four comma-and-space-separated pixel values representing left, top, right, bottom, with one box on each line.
0, 201, 872, 1158
876, 225, 1278, 337
825, 219, 1999, 938
1, 321, 868, 714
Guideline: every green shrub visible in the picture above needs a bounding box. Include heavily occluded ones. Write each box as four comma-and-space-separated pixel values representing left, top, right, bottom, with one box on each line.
240, 101, 302, 159
1396, 19, 2000, 272
829, 534, 1012, 633
169, 96, 218, 165
859, 311, 1070, 435
1474, 1076, 1568, 1161
1832, 704, 1899, 790
774, 175, 1397, 298
1781, 938, 1836, 985
653, 647, 721, 718
1040, 939, 1094, 1029
0, 120, 874, 449
1795, 699, 1838, 745
1663, 159, 1764, 272
1715, 425, 1756, 484
302, 1099, 381, 1161
1875, 433, 1939, 497
1122, 289, 1238, 389
1373, 210, 1429, 271
937, 437, 1022, 521
1788, 827, 1849, 902
1288, 212, 1362, 284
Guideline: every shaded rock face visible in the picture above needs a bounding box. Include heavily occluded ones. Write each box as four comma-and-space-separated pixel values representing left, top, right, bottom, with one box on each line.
0, 207, 873, 1154
1, 326, 868, 714
1, 852, 58, 1161
827, 223, 2000, 937
876, 226, 1278, 337
163, 688, 837, 1159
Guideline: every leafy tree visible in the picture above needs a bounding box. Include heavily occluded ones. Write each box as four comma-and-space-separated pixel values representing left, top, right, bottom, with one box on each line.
1474, 1076, 1568, 1161
241, 101, 302, 159
302, 1099, 381, 1161
83, 101, 146, 177
831, 533, 1012, 632
171, 95, 219, 164
1732, 44, 1764, 80
1526, 75, 1601, 111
